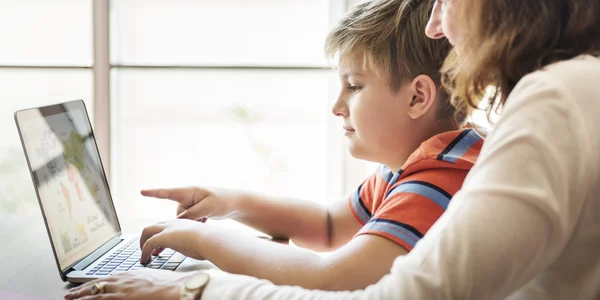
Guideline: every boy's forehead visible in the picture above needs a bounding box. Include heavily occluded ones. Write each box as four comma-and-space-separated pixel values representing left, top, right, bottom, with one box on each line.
338, 54, 367, 72
338, 54, 385, 79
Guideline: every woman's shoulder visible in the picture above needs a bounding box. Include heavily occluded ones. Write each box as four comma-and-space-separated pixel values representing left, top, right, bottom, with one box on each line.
523, 55, 600, 92
509, 55, 600, 109
541, 54, 600, 77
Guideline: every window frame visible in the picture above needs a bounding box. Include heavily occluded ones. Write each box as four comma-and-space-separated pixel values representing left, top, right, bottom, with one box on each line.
0, 0, 373, 215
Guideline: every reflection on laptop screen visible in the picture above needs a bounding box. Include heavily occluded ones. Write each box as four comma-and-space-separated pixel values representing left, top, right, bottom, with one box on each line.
16, 102, 119, 270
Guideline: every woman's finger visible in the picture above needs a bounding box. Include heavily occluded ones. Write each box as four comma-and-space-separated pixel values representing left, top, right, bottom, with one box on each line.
76, 294, 123, 300
65, 278, 119, 300
67, 275, 119, 294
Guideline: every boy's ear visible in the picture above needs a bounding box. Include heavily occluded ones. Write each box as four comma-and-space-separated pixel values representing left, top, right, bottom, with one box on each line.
406, 74, 437, 120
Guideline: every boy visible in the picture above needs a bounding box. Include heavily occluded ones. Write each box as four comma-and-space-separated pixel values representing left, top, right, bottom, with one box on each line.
137, 0, 482, 291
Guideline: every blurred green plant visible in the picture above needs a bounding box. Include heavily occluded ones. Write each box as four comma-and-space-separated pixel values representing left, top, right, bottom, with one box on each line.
227, 105, 288, 183
0, 147, 39, 215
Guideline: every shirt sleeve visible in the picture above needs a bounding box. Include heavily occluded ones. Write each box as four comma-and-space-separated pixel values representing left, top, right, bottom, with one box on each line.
356, 169, 466, 251
201, 71, 593, 299
348, 169, 380, 225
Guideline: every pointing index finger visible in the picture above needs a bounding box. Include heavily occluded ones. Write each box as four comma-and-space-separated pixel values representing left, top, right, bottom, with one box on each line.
141, 188, 192, 204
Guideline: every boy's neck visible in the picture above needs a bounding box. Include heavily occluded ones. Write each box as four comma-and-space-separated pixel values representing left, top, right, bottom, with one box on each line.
385, 118, 461, 172
432, 117, 462, 135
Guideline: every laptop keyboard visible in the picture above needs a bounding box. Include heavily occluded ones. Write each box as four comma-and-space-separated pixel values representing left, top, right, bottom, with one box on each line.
86, 238, 185, 276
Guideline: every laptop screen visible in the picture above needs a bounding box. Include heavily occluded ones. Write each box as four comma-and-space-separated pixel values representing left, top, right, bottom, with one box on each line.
15, 101, 120, 271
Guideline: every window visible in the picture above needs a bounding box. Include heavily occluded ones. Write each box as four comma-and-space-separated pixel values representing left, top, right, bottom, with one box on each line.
109, 0, 379, 231
0, 0, 93, 216
0, 1, 377, 230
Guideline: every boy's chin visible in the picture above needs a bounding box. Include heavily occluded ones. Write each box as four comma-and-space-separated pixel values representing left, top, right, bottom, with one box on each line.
347, 142, 366, 160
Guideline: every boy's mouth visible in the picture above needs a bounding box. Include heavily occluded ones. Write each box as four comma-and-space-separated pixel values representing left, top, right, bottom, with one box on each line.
343, 125, 355, 132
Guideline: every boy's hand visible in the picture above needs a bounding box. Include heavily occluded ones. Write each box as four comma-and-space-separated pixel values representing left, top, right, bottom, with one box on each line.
139, 219, 207, 263
141, 187, 237, 221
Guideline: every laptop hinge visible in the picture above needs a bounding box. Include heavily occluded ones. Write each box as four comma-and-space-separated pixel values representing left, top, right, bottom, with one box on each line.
71, 236, 123, 271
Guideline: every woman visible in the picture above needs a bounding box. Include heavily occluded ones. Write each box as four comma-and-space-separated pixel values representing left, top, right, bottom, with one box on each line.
66, 0, 600, 299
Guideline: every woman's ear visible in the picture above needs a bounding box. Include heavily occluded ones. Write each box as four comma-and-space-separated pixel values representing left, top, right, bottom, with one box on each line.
407, 74, 437, 120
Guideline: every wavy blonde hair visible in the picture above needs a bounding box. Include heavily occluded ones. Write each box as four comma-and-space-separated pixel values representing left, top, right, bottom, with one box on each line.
326, 0, 463, 122
442, 0, 600, 119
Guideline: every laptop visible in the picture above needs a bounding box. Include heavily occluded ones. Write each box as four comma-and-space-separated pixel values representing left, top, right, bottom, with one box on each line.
14, 100, 209, 283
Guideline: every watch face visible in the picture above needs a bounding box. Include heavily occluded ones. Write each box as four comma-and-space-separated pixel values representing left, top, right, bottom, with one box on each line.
185, 272, 209, 290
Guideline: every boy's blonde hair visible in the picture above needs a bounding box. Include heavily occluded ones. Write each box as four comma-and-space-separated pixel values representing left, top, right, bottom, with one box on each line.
325, 0, 463, 122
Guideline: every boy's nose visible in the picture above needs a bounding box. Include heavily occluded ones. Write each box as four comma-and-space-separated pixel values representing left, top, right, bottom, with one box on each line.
425, 2, 445, 39
331, 97, 348, 117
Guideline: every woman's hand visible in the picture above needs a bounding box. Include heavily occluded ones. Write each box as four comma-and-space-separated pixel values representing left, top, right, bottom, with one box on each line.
64, 269, 191, 300
141, 187, 240, 221
140, 219, 208, 263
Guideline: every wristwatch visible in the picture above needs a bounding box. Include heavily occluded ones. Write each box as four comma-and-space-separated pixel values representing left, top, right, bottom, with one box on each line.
180, 271, 210, 300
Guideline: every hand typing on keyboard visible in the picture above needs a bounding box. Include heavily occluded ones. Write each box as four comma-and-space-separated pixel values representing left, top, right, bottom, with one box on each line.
87, 238, 186, 276
139, 219, 205, 264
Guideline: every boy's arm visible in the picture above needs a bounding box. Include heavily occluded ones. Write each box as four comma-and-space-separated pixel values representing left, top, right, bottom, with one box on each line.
230, 193, 362, 252
143, 188, 361, 252
223, 169, 375, 251
141, 220, 406, 291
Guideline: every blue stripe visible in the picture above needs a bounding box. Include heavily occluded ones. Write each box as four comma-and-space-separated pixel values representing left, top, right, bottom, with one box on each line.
383, 171, 404, 199
361, 222, 420, 247
440, 129, 481, 163
386, 182, 451, 209
380, 165, 403, 190
388, 170, 402, 187
351, 186, 371, 224
380, 165, 394, 184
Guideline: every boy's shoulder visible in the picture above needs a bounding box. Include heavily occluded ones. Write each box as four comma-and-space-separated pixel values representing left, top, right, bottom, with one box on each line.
401, 128, 485, 177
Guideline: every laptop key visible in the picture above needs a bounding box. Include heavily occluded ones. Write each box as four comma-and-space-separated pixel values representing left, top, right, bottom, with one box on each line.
161, 262, 180, 270
168, 252, 186, 263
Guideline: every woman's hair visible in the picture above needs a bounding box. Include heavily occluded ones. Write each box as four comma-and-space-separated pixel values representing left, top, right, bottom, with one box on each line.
442, 0, 600, 119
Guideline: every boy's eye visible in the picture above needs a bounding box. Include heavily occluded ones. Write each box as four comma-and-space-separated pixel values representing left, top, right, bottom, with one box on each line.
348, 85, 362, 94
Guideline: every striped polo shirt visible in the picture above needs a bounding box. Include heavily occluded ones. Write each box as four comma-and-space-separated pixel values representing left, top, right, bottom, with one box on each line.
349, 128, 484, 251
